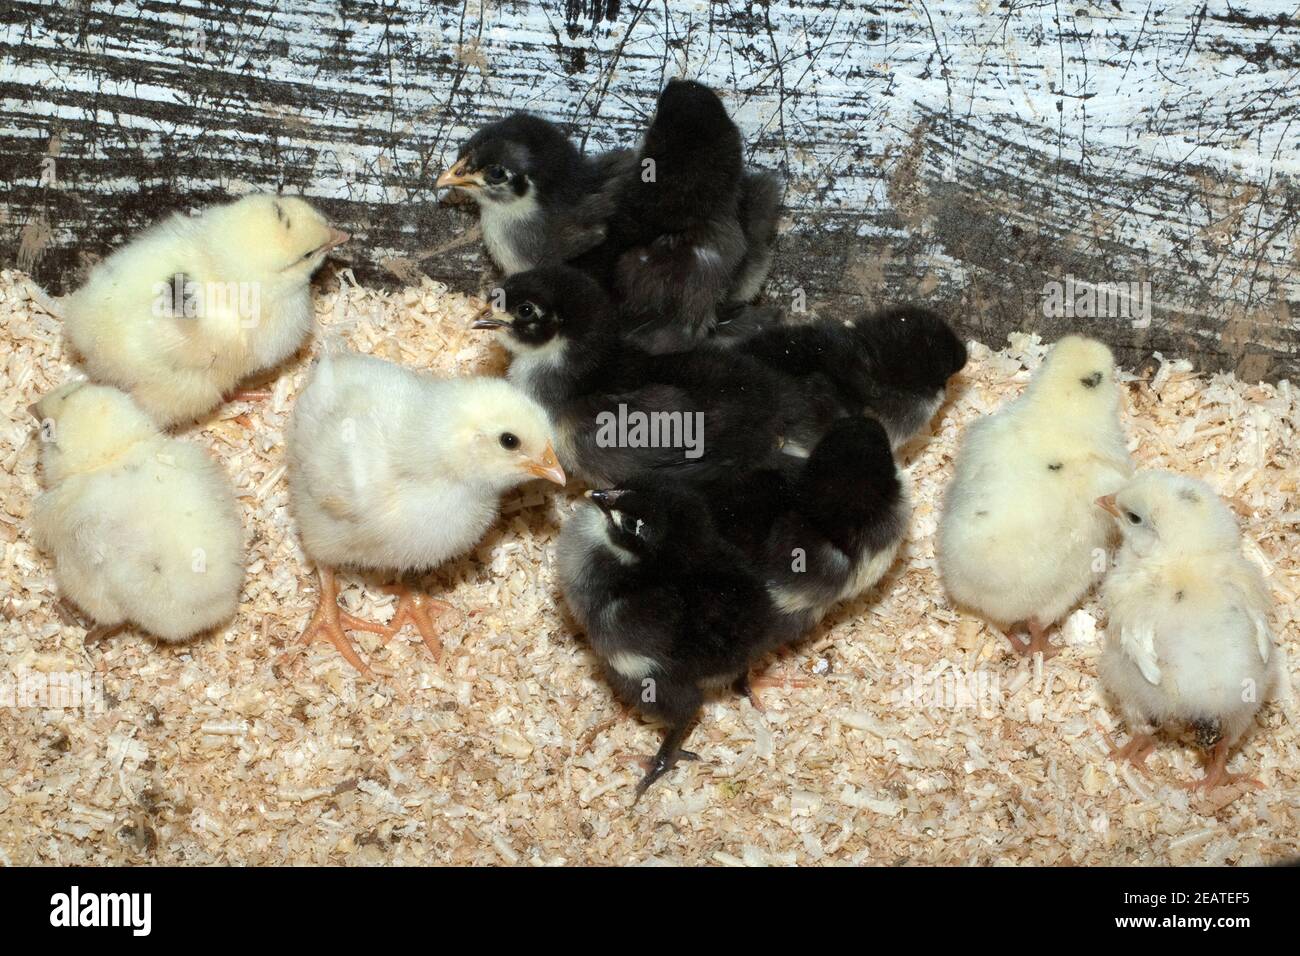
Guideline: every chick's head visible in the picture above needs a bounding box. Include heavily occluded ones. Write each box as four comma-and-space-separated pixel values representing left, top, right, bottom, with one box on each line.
437, 113, 580, 207
207, 194, 348, 287
855, 306, 968, 395
585, 480, 715, 564
645, 78, 736, 159
30, 382, 158, 484
1026, 335, 1119, 416
475, 265, 611, 352
445, 378, 566, 491
1099, 471, 1239, 557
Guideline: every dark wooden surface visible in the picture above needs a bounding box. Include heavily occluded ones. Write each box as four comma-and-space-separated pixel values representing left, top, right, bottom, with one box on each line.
2, 1, 1297, 380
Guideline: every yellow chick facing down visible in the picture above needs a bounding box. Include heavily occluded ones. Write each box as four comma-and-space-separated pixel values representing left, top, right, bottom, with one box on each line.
63, 194, 348, 427
29, 382, 245, 643
285, 351, 566, 676
1097, 471, 1276, 792
937, 336, 1133, 657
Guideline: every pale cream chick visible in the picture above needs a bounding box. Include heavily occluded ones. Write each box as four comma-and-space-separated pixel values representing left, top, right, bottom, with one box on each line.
285, 351, 566, 675
64, 194, 348, 427
30, 382, 244, 643
938, 336, 1132, 657
1097, 471, 1276, 792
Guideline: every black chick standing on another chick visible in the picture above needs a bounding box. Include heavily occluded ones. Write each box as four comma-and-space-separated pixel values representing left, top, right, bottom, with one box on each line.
576, 79, 781, 353
473, 265, 835, 488
713, 416, 910, 647
557, 479, 801, 800
436, 113, 635, 275
731, 305, 968, 450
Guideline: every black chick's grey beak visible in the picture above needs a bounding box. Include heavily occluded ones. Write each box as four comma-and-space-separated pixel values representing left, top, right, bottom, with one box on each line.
585, 489, 627, 514
470, 303, 511, 331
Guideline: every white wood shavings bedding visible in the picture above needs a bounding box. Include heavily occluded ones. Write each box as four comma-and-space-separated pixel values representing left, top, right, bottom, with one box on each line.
0, 268, 1296, 866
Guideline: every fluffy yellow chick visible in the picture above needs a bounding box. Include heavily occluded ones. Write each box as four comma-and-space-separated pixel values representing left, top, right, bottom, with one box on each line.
286, 351, 566, 676
1097, 471, 1276, 792
29, 382, 244, 643
63, 194, 348, 427
938, 336, 1132, 657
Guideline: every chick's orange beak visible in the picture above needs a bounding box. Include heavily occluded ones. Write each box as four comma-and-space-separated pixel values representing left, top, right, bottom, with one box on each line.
1096, 494, 1121, 517
324, 227, 350, 250
27, 401, 43, 422
524, 442, 566, 486
436, 159, 485, 190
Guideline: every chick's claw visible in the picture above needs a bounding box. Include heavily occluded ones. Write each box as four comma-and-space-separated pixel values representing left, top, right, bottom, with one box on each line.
1182, 741, 1265, 794
295, 568, 390, 678
1105, 732, 1157, 777
633, 750, 701, 804
1006, 618, 1059, 659
735, 671, 813, 712
377, 587, 457, 661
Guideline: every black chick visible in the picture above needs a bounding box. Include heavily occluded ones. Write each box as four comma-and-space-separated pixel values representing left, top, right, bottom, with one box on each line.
714, 416, 910, 637
474, 265, 830, 487
556, 479, 800, 800
436, 113, 634, 275
577, 79, 779, 353
731, 169, 786, 303
733, 305, 968, 449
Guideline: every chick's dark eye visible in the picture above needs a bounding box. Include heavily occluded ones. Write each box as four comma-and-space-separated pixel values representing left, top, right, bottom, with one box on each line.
485, 165, 508, 184
517, 303, 535, 319
1126, 511, 1141, 524
499, 432, 520, 450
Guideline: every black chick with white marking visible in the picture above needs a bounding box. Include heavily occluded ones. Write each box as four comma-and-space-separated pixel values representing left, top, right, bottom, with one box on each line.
733, 305, 968, 450
436, 113, 634, 275
474, 265, 830, 487
714, 416, 909, 636
557, 480, 799, 799
578, 79, 778, 352
731, 168, 786, 303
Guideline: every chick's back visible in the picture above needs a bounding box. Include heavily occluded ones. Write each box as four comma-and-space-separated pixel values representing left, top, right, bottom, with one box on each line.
1100, 546, 1274, 743
33, 438, 243, 642
287, 353, 499, 573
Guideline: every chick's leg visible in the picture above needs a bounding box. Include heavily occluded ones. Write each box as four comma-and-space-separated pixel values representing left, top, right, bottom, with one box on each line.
1105, 732, 1157, 776
633, 720, 701, 805
297, 568, 391, 677
734, 670, 814, 713
1006, 617, 1059, 659
1183, 740, 1264, 794
378, 586, 456, 660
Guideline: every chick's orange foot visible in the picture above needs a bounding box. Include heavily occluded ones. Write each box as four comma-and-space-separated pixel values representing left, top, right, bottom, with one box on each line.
1182, 740, 1264, 794
296, 568, 391, 677
378, 587, 456, 660
1106, 732, 1157, 776
734, 671, 814, 712
1005, 617, 1059, 659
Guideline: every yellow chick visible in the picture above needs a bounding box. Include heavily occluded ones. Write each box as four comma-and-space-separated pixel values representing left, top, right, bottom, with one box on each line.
285, 351, 566, 676
938, 336, 1132, 657
1097, 471, 1276, 792
29, 382, 244, 643
63, 194, 348, 427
